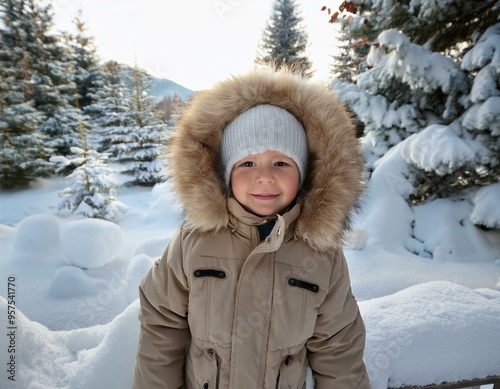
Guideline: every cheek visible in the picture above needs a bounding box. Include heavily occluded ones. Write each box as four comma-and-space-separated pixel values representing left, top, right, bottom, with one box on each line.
285, 171, 300, 189
230, 171, 248, 194
286, 178, 300, 198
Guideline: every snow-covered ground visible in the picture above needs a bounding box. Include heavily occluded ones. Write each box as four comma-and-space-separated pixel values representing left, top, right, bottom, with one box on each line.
1, 148, 499, 388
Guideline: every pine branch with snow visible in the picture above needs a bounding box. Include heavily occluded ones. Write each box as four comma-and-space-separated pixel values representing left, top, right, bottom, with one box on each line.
52, 147, 128, 221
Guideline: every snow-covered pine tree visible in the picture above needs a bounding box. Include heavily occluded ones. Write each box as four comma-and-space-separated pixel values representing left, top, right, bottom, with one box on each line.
341, 0, 498, 57
459, 23, 500, 195
63, 9, 101, 109
0, 73, 50, 189
330, 23, 362, 83
40, 101, 88, 160
51, 116, 128, 221
256, 0, 313, 77
324, 3, 368, 84
84, 61, 135, 155
0, 0, 52, 189
18, 0, 82, 159
331, 0, 499, 206
115, 64, 168, 186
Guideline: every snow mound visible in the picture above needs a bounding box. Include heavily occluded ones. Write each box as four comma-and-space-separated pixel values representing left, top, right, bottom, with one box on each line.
50, 266, 108, 298
145, 181, 183, 224
413, 198, 500, 262
0, 295, 115, 388
471, 183, 500, 229
1, 296, 71, 388
132, 237, 168, 258
361, 281, 500, 389
125, 254, 154, 302
60, 218, 123, 269
67, 300, 140, 389
0, 224, 16, 256
12, 213, 65, 265
0, 223, 15, 235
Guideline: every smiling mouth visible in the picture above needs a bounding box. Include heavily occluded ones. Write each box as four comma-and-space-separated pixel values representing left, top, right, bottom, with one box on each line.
251, 194, 279, 200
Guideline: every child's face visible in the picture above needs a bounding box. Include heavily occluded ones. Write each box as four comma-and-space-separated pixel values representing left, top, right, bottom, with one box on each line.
230, 150, 300, 216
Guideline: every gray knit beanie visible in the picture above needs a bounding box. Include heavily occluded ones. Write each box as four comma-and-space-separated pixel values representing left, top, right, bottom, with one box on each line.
220, 104, 308, 187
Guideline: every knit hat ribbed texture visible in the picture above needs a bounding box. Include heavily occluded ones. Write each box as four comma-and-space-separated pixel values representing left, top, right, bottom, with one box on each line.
220, 104, 308, 187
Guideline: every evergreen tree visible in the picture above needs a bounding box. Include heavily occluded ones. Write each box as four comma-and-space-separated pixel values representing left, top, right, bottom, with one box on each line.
327, 0, 499, 75
342, 0, 498, 56
51, 117, 128, 221
64, 9, 101, 108
0, 0, 52, 188
18, 0, 71, 111
17, 0, 82, 159
116, 64, 167, 186
330, 23, 364, 83
40, 101, 88, 159
0, 74, 49, 189
85, 61, 135, 154
331, 0, 499, 203
256, 0, 313, 77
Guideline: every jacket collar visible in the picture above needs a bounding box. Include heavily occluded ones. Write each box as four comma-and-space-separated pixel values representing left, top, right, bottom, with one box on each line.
227, 198, 301, 252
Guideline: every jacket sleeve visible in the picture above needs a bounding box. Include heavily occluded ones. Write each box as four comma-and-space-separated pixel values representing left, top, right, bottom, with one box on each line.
306, 249, 370, 388
133, 228, 191, 389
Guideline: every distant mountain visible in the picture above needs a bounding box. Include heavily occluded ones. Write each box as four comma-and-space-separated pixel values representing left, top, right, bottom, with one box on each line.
116, 62, 194, 102
149, 78, 194, 102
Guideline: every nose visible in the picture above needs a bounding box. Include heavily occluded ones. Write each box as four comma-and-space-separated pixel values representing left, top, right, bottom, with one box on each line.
256, 166, 275, 184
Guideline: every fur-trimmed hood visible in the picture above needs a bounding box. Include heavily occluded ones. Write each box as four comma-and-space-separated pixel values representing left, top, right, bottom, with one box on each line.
168, 68, 365, 252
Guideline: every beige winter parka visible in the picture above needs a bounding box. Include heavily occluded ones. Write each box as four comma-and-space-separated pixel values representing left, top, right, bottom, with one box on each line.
133, 68, 370, 389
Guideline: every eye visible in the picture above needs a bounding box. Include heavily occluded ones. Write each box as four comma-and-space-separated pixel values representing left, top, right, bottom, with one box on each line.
274, 161, 289, 167
240, 161, 254, 167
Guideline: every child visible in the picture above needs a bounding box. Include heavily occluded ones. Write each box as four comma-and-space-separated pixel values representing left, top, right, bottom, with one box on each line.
133, 68, 370, 388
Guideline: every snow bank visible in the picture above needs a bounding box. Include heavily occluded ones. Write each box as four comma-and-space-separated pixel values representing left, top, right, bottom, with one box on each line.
359, 136, 500, 263
67, 300, 140, 389
50, 266, 108, 298
125, 254, 154, 303
362, 281, 500, 389
131, 237, 168, 258
2, 282, 499, 389
471, 183, 500, 230
0, 295, 120, 389
12, 213, 66, 265
413, 198, 500, 262
60, 218, 123, 269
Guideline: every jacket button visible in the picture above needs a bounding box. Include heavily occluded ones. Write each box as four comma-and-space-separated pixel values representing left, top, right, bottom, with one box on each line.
288, 278, 296, 286
194, 270, 201, 277
218, 271, 226, 279
207, 348, 215, 357
203, 383, 209, 389
284, 354, 294, 365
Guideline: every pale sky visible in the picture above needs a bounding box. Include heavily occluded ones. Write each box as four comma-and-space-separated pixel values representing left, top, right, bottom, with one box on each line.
49, 0, 340, 91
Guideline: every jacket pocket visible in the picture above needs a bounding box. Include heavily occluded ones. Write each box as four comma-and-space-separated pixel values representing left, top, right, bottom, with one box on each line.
269, 263, 327, 349
275, 348, 307, 389
185, 341, 219, 389
193, 268, 227, 279
189, 265, 234, 346
287, 278, 319, 293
